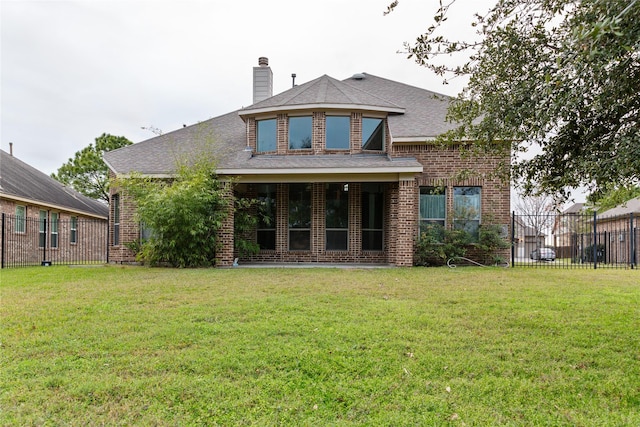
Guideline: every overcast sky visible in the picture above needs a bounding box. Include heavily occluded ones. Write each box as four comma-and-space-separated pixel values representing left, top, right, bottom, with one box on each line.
1, 0, 495, 176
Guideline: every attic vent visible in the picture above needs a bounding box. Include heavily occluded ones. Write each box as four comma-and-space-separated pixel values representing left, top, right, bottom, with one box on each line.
352, 73, 366, 80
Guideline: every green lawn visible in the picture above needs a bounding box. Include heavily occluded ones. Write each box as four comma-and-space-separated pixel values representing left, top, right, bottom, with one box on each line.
1, 266, 639, 426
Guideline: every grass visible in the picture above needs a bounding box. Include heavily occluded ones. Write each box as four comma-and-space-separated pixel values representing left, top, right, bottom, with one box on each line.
1, 266, 639, 426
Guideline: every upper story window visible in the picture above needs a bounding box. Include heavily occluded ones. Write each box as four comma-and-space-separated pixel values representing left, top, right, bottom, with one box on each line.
362, 117, 384, 151
289, 116, 312, 150
326, 116, 350, 150
256, 118, 276, 152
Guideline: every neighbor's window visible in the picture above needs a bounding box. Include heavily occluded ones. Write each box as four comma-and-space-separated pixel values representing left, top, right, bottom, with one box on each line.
257, 118, 277, 152
113, 194, 120, 246
419, 187, 446, 235
15, 205, 26, 233
70, 216, 78, 244
50, 212, 59, 248
453, 186, 481, 241
257, 183, 276, 250
362, 183, 384, 250
326, 183, 349, 250
362, 117, 384, 150
288, 183, 311, 250
39, 210, 47, 248
326, 116, 350, 150
289, 116, 312, 149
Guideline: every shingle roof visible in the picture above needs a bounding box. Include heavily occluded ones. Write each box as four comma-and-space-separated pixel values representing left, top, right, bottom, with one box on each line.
104, 72, 455, 176
239, 75, 404, 116
598, 197, 640, 217
0, 150, 109, 218
342, 73, 455, 139
218, 153, 422, 175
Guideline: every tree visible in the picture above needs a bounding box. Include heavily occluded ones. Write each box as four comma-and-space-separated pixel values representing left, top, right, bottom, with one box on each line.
515, 193, 558, 249
389, 0, 640, 198
587, 183, 640, 211
52, 133, 132, 202
118, 156, 229, 267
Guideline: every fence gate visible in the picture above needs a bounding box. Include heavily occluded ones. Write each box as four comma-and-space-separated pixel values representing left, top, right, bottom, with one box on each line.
512, 212, 638, 269
1, 213, 108, 268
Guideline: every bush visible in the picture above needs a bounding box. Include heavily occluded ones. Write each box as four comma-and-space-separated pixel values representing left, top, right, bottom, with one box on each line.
414, 224, 471, 266
476, 223, 510, 265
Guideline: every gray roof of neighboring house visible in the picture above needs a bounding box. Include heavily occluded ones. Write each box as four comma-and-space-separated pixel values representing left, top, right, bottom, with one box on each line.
562, 202, 585, 214
598, 197, 640, 217
0, 150, 109, 218
104, 72, 455, 176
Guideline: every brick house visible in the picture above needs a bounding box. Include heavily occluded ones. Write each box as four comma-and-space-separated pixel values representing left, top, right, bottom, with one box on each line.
595, 197, 639, 265
104, 58, 510, 267
0, 148, 108, 267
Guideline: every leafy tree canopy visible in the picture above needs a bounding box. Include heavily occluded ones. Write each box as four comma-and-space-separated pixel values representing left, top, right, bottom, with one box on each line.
586, 183, 640, 211
390, 0, 640, 198
52, 133, 132, 202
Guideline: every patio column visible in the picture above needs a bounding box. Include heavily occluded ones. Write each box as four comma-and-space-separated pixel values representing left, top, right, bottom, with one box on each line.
216, 182, 235, 267
390, 178, 417, 266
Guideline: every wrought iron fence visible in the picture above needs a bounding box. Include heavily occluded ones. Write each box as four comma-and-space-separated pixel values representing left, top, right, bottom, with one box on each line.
1, 213, 108, 268
512, 212, 638, 269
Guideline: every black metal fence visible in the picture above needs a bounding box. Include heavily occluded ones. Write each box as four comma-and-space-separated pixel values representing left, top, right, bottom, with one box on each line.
512, 212, 638, 269
1, 213, 108, 268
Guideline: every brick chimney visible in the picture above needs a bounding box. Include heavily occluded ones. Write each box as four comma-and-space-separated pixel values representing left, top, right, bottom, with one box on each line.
253, 57, 273, 104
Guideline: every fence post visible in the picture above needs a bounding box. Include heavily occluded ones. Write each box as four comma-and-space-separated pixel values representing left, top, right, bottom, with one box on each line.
631, 213, 636, 269
592, 211, 597, 270
511, 212, 515, 268
1, 213, 5, 269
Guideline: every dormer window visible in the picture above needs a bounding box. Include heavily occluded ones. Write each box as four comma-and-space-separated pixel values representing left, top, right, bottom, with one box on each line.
289, 116, 312, 150
326, 116, 350, 150
257, 118, 276, 152
362, 117, 384, 151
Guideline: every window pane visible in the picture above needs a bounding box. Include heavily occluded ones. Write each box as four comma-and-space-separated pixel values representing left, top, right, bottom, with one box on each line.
326, 230, 348, 251
326, 116, 350, 149
257, 230, 276, 250
50, 213, 58, 248
289, 230, 310, 251
326, 183, 349, 250
289, 184, 311, 251
289, 184, 311, 229
362, 118, 384, 150
257, 119, 276, 152
419, 187, 446, 235
113, 195, 120, 246
326, 183, 348, 229
289, 116, 312, 149
362, 183, 384, 250
39, 210, 47, 248
257, 183, 276, 250
362, 230, 383, 251
15, 206, 25, 233
70, 216, 77, 244
453, 187, 481, 240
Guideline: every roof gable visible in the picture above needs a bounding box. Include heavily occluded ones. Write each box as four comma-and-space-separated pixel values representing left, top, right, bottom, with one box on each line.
239, 75, 404, 117
0, 150, 108, 218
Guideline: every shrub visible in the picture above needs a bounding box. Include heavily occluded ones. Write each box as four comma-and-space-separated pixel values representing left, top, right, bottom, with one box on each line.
414, 224, 471, 266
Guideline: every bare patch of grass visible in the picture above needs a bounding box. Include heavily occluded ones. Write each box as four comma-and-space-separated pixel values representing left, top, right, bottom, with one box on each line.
1, 266, 639, 425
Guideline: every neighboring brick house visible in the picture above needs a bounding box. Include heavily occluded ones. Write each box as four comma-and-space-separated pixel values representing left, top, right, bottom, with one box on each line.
104, 58, 510, 267
596, 197, 639, 265
1, 148, 109, 267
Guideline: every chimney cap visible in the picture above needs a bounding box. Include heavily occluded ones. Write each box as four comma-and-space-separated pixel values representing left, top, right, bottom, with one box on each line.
258, 57, 269, 67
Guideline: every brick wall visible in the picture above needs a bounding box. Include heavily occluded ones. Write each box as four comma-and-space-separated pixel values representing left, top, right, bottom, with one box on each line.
1, 198, 107, 266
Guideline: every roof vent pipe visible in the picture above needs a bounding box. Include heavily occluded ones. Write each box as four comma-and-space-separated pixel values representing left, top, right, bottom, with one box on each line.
9, 142, 13, 156
291, 73, 296, 87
